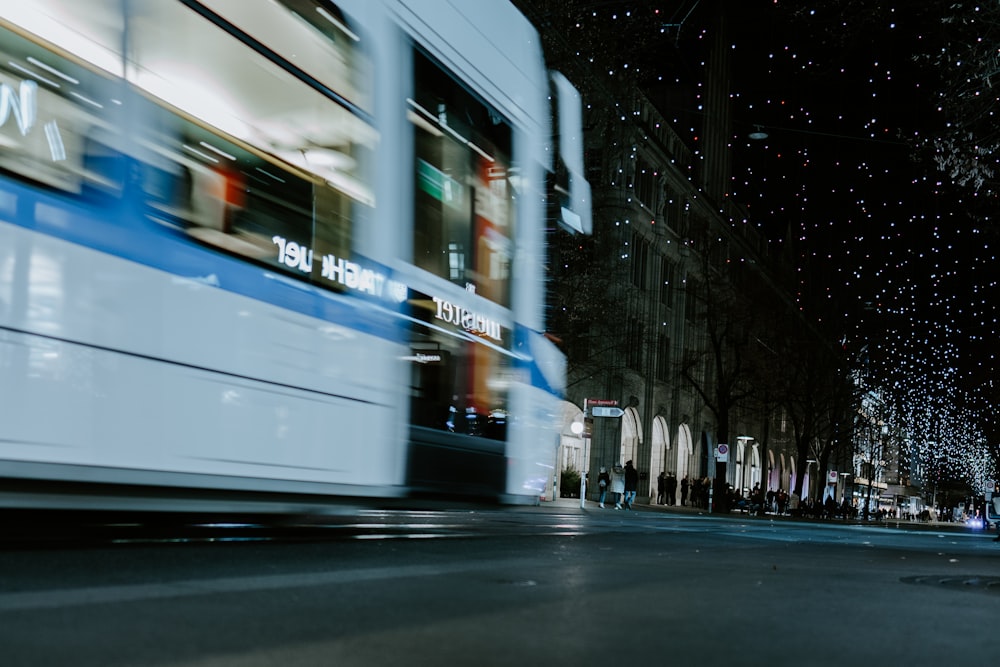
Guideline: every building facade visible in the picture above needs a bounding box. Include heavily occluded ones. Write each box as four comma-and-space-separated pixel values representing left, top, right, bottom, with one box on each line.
551, 83, 814, 506
511, 0, 898, 509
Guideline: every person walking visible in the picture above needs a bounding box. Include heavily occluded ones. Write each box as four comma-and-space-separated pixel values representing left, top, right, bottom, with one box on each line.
680, 475, 689, 506
597, 467, 611, 508
656, 472, 665, 505
777, 488, 788, 515
611, 464, 625, 509
623, 460, 639, 510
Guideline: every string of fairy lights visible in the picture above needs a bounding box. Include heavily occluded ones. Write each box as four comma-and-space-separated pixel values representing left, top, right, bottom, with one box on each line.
731, 2, 999, 489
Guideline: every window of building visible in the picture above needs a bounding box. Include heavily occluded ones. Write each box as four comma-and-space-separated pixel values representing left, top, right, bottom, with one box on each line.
660, 256, 674, 307
685, 279, 699, 322
656, 333, 670, 381
635, 156, 657, 211
630, 231, 648, 290
626, 316, 643, 371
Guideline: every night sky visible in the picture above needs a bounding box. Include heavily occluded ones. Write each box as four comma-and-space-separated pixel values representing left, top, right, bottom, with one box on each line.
520, 0, 1000, 477
720, 2, 999, 461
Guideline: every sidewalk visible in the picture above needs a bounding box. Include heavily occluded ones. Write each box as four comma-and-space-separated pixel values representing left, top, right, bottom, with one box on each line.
532, 495, 980, 534
532, 496, 705, 514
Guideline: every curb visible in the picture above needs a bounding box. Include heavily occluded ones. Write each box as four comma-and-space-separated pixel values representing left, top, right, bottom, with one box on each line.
534, 497, 982, 535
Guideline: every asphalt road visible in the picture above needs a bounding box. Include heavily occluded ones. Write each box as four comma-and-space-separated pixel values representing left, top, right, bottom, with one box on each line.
2, 502, 999, 666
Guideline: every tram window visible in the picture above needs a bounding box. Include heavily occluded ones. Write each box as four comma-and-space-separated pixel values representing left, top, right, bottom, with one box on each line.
199, 0, 371, 114
411, 50, 514, 308
407, 297, 512, 441
3, 0, 126, 77
125, 0, 374, 285
0, 23, 126, 197
125, 0, 373, 204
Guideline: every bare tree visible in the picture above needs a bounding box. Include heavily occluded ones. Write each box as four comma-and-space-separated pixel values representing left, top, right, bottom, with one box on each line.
766, 312, 854, 504
678, 238, 759, 446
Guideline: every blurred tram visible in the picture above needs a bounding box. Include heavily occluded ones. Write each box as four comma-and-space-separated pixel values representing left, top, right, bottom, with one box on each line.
0, 0, 590, 513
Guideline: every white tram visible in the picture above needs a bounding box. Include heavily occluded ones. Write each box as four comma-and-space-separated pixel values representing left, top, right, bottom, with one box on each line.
0, 0, 590, 512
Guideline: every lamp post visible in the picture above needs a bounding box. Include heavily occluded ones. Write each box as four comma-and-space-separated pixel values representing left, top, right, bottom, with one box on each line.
806, 459, 818, 503
571, 419, 586, 507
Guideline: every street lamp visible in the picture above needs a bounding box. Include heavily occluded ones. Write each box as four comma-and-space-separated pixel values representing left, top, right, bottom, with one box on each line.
570, 417, 585, 507
841, 473, 853, 508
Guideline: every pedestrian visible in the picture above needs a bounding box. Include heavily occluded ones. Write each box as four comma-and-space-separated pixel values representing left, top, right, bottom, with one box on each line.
667, 473, 678, 506
611, 464, 625, 509
991, 487, 1000, 541
680, 475, 689, 506
623, 460, 638, 509
597, 467, 611, 508
777, 488, 788, 515
656, 471, 665, 505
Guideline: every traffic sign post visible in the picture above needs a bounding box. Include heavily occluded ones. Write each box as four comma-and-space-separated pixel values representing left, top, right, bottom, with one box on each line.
713, 444, 729, 514
583, 399, 620, 507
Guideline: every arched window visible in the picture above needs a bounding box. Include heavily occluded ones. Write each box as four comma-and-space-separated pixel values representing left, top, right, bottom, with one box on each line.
620, 406, 643, 466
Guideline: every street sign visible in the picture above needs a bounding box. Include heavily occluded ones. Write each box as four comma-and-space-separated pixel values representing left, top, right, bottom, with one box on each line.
587, 398, 618, 407
591, 406, 625, 418
715, 444, 729, 462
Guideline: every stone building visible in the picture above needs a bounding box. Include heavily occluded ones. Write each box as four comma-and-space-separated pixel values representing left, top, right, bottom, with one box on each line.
519, 0, 822, 506
556, 88, 808, 506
